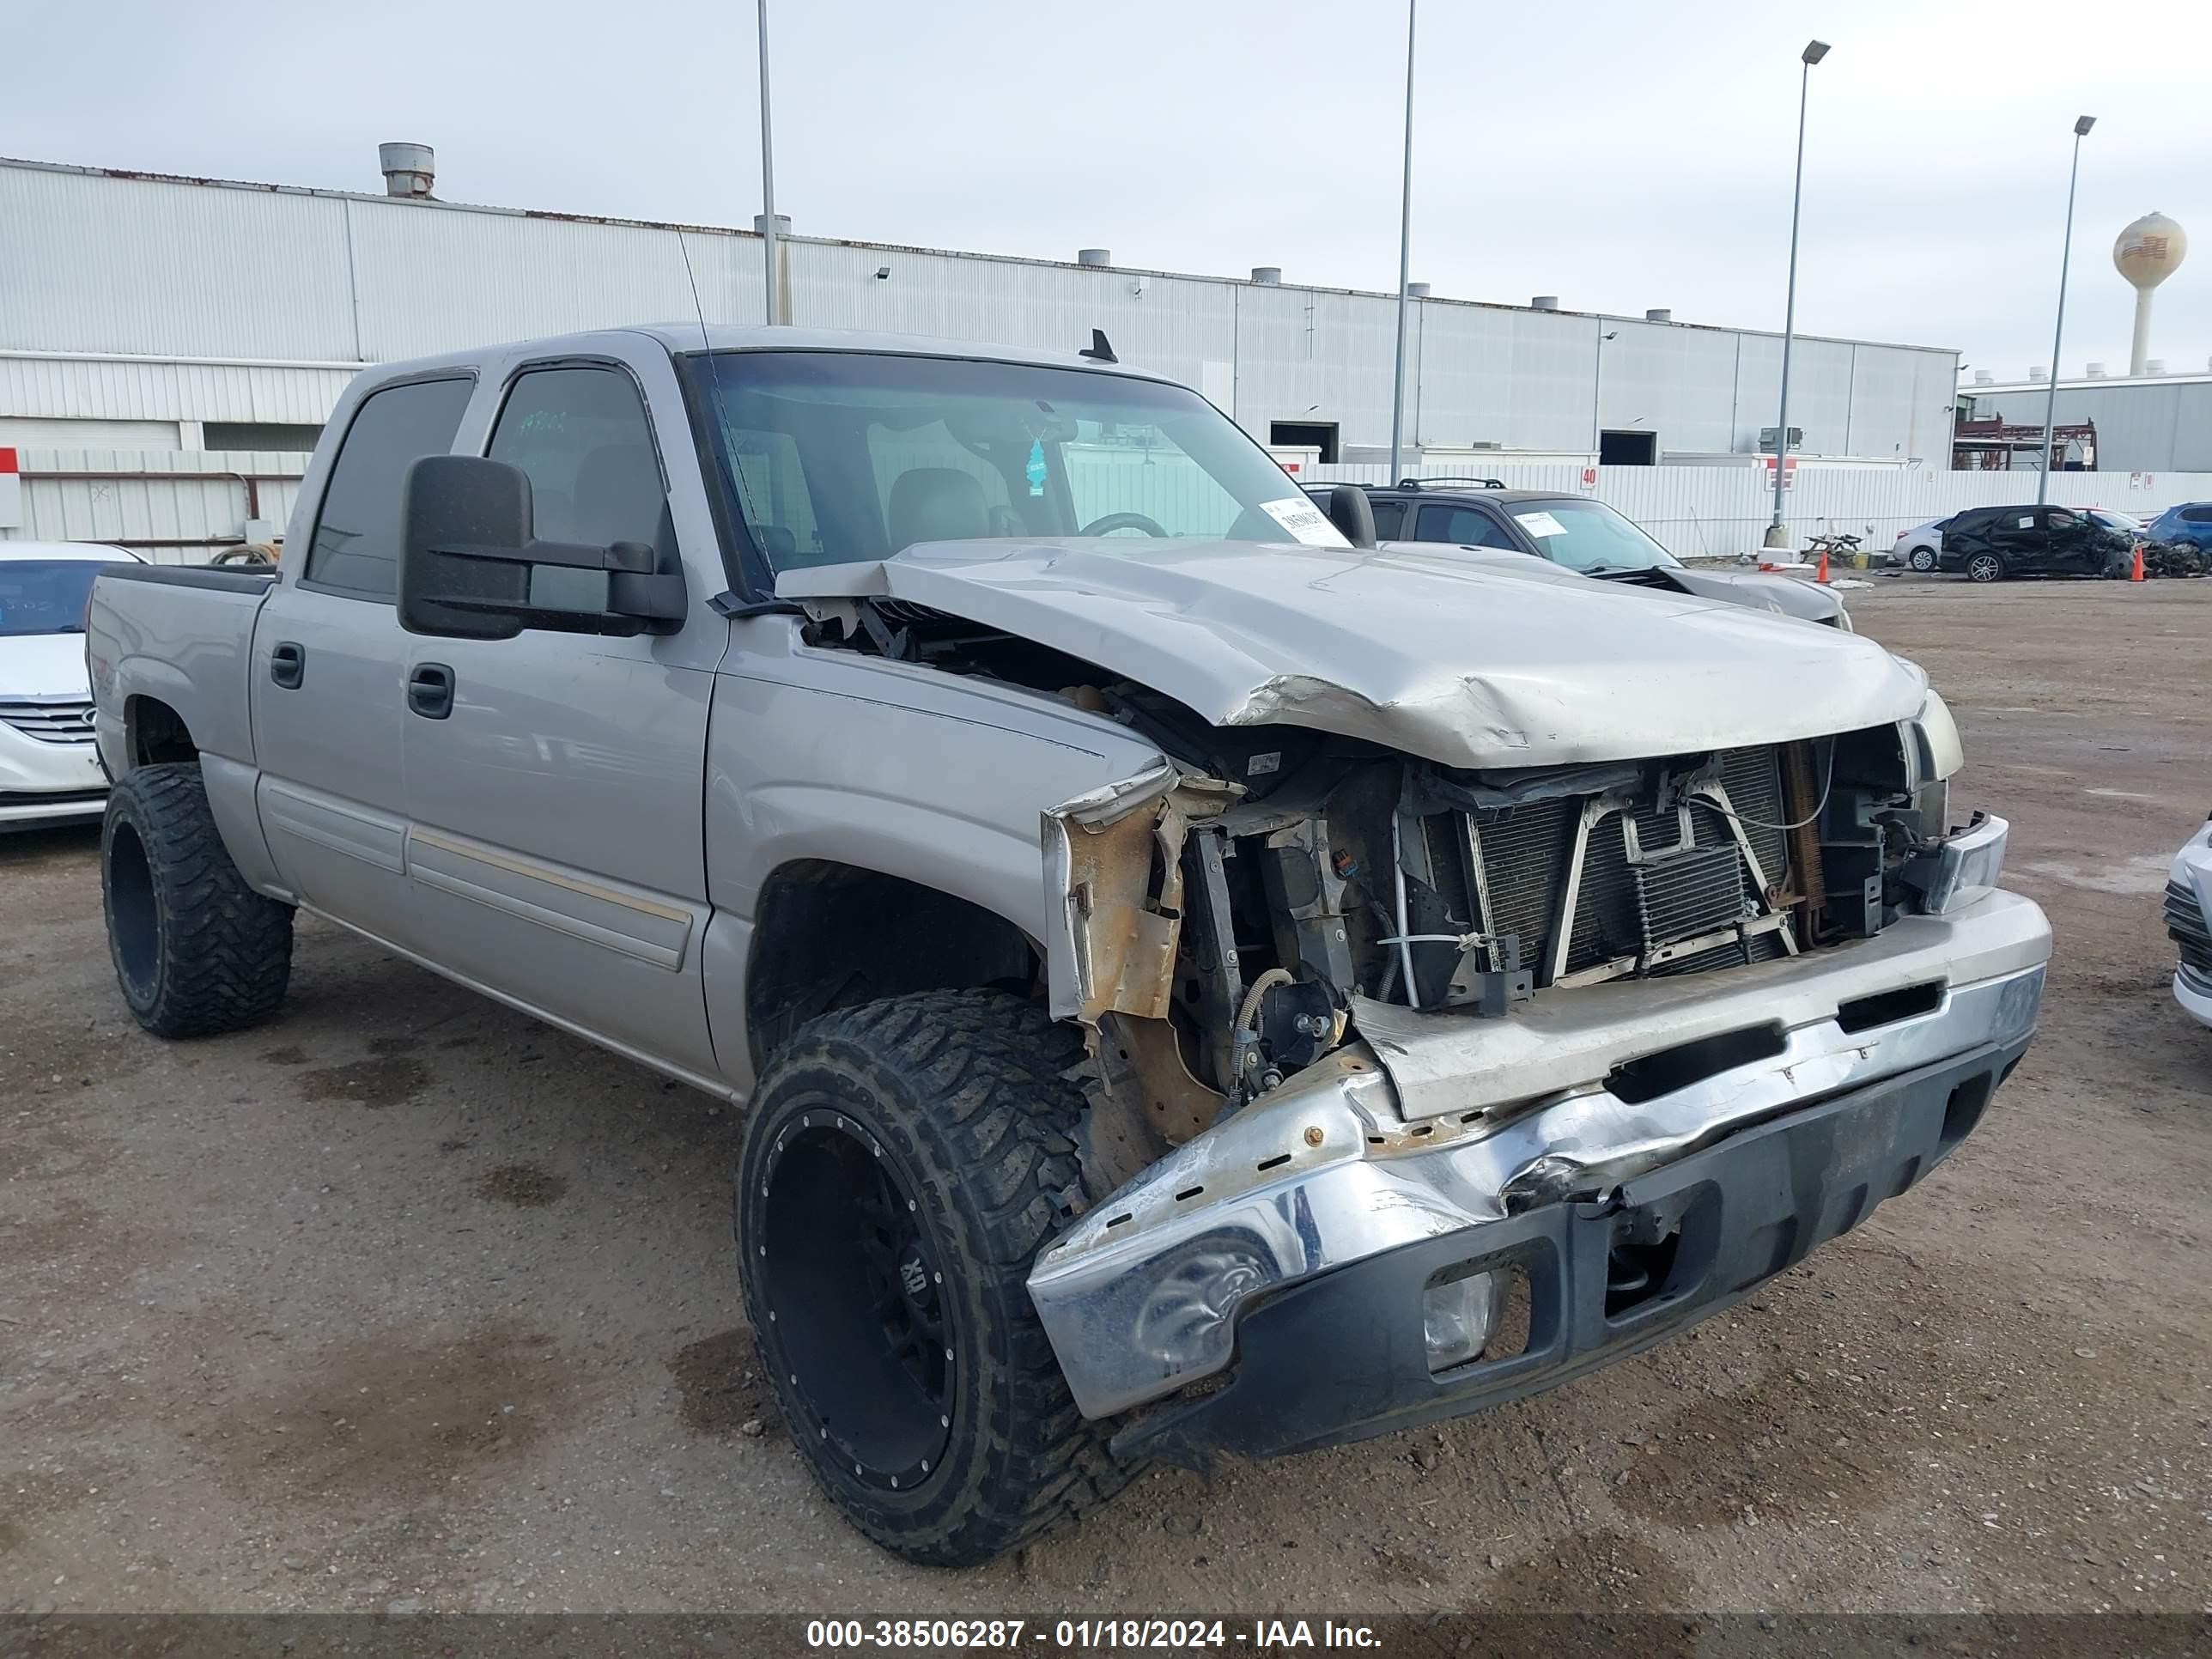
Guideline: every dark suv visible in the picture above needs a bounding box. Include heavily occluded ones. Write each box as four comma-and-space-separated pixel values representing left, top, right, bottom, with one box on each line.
1304, 478, 1847, 626
1934, 504, 2140, 583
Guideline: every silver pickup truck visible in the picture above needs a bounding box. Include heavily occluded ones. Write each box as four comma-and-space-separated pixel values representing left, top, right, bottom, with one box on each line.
87, 325, 2051, 1566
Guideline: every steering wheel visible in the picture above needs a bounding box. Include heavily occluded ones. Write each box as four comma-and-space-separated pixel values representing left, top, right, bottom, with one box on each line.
1079, 511, 1170, 538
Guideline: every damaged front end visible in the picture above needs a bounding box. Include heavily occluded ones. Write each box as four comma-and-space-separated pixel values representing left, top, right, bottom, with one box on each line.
1033, 694, 2051, 1453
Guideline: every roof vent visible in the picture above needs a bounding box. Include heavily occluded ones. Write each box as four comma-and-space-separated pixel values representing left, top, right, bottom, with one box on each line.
2145, 359, 2166, 375
1531, 295, 1559, 310
2085, 362, 2106, 378
1407, 281, 1431, 297
754, 212, 790, 236
1972, 370, 1993, 386
378, 143, 435, 199
1249, 265, 1282, 284
2029, 366, 2049, 381
1078, 248, 1113, 267
1644, 307, 1672, 323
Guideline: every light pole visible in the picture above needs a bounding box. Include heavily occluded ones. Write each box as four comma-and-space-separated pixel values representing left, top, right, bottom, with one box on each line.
1386, 0, 1416, 483
1591, 329, 1617, 453
1765, 38, 1829, 550
757, 0, 780, 325
2037, 116, 2096, 505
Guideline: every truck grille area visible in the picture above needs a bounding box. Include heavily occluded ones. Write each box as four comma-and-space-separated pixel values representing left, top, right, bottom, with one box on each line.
0, 697, 98, 744
1447, 746, 1794, 993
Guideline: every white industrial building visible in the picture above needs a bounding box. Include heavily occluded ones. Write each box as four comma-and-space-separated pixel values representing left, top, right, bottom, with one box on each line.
1, 151, 1962, 470
1960, 369, 2212, 475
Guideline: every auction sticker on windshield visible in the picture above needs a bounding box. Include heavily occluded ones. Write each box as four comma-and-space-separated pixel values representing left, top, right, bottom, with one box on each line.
1259, 497, 1352, 547
1515, 510, 1568, 539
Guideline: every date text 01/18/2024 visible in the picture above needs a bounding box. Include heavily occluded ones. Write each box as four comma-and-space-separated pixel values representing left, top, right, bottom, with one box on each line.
804, 1620, 1382, 1650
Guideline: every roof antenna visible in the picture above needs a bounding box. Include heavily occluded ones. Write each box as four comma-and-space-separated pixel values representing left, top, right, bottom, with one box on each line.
678, 229, 782, 617
1079, 328, 1118, 364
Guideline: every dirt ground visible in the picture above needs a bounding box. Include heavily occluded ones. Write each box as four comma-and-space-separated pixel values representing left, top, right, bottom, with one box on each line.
3, 578, 2209, 1618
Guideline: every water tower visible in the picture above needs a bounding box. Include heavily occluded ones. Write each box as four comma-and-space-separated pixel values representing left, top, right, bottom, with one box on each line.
2114, 212, 2187, 376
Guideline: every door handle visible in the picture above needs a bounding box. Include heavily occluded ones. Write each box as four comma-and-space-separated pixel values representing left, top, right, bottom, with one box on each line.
269, 641, 305, 690
407, 662, 455, 720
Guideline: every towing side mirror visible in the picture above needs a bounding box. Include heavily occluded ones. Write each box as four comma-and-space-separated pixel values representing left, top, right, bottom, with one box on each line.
1327, 484, 1377, 549
398, 455, 687, 641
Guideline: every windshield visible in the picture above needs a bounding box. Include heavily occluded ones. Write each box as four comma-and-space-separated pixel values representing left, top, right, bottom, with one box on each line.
1505, 499, 1679, 574
0, 560, 119, 637
2088, 510, 2140, 534
680, 350, 1346, 576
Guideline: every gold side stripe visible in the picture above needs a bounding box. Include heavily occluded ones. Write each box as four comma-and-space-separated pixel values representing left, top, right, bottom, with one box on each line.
407, 828, 693, 924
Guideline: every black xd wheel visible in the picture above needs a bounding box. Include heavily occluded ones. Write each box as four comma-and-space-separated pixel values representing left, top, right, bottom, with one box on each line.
737, 990, 1134, 1565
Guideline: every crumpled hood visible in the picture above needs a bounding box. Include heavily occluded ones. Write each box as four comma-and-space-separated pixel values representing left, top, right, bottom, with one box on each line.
1663, 566, 1846, 623
0, 632, 94, 700
777, 538, 1929, 769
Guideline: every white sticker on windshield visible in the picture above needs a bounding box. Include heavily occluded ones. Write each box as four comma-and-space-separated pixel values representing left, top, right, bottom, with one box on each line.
1259, 496, 1352, 547
1515, 510, 1569, 538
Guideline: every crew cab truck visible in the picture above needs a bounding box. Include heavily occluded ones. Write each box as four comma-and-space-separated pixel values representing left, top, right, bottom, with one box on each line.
88, 325, 2052, 1566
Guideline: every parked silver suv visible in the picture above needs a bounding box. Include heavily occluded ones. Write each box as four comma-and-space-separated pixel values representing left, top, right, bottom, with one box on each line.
86, 325, 2050, 1565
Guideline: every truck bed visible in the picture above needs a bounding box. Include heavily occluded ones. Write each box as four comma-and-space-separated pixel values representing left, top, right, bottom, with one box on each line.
87, 563, 276, 776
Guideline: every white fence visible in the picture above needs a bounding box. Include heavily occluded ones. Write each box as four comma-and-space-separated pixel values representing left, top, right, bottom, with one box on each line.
1, 449, 310, 562
5, 449, 2206, 567
1308, 463, 2212, 560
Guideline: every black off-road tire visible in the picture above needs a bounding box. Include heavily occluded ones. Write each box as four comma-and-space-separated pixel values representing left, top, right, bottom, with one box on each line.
101, 763, 294, 1038
738, 990, 1135, 1565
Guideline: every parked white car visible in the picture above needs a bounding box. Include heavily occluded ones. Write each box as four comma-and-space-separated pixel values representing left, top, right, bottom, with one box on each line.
1893, 518, 1946, 572
2168, 818, 2212, 1027
1, 541, 142, 829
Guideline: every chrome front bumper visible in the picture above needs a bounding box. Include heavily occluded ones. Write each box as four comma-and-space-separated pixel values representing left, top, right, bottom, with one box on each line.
1029, 887, 2052, 1420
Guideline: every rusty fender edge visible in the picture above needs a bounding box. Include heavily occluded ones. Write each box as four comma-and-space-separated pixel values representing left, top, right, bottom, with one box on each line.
1041, 760, 1237, 1026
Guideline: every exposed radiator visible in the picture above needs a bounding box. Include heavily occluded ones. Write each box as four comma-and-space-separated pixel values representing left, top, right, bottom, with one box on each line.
1456, 746, 1792, 990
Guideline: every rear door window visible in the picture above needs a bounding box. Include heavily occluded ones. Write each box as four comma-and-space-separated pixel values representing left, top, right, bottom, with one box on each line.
487, 365, 668, 548
304, 377, 475, 598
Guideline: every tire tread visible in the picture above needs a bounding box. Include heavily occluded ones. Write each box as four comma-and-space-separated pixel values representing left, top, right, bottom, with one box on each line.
742, 989, 1134, 1566
103, 762, 293, 1038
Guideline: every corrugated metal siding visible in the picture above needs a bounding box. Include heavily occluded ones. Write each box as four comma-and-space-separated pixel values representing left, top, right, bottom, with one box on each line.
0, 355, 358, 424
1, 450, 309, 562
1410, 305, 1595, 452
349, 198, 759, 360
1, 159, 1958, 462
1974, 382, 2212, 472
0, 167, 357, 359
1593, 321, 1739, 453
1310, 462, 2212, 557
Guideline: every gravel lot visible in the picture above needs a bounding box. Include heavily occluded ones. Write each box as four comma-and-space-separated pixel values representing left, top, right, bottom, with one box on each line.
3, 578, 2209, 1617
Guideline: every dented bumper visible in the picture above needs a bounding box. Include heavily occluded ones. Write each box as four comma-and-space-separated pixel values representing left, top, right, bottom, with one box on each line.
1026, 888, 2051, 1423
1110, 1033, 2033, 1464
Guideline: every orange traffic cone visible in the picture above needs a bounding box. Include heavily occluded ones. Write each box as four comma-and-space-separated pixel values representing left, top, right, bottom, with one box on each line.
2131, 544, 2146, 582
1815, 547, 1830, 586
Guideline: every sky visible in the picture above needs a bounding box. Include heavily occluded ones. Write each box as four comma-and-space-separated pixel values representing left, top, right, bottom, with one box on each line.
9, 0, 2209, 379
